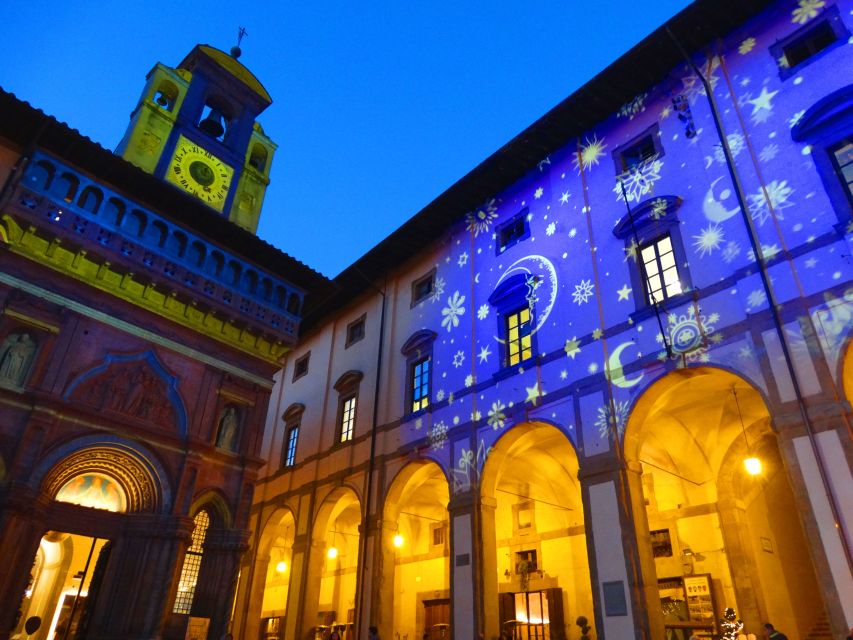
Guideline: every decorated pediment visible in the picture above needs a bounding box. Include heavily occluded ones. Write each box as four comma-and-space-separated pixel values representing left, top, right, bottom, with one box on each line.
64, 351, 187, 434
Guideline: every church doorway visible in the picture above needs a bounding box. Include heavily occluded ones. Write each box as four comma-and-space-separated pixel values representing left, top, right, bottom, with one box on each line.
13, 532, 110, 640
480, 422, 593, 640
624, 367, 828, 640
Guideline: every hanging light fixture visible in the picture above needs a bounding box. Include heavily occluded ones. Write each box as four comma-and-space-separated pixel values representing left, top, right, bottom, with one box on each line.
275, 561, 287, 573
393, 534, 404, 548
327, 527, 339, 559
732, 387, 762, 476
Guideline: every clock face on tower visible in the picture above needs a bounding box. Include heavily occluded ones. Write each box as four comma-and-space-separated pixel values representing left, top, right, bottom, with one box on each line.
166, 135, 234, 212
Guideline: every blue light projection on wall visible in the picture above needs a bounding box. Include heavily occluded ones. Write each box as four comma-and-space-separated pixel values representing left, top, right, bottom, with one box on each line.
392, 0, 853, 492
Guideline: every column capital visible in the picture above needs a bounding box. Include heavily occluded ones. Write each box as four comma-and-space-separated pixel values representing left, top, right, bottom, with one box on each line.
577, 450, 627, 482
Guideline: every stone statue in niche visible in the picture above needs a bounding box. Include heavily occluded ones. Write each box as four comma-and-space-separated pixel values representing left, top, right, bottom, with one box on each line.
0, 331, 37, 386
216, 406, 240, 452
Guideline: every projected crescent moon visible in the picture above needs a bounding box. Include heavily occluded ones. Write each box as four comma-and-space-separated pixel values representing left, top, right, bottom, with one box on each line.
492, 255, 558, 342
703, 177, 740, 223
608, 341, 644, 388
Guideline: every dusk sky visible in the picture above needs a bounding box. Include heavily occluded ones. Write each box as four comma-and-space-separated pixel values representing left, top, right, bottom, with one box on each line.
2, 1, 692, 277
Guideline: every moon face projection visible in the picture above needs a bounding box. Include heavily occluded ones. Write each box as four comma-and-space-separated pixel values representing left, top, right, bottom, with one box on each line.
493, 255, 558, 341
703, 177, 740, 222
607, 341, 644, 388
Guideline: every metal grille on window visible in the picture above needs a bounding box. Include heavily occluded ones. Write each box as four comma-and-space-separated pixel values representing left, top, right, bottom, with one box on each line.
172, 509, 210, 614
411, 357, 430, 412
340, 396, 356, 442
506, 307, 533, 366
641, 235, 682, 304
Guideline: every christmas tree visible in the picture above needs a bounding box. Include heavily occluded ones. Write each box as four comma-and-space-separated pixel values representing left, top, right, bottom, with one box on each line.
720, 607, 744, 640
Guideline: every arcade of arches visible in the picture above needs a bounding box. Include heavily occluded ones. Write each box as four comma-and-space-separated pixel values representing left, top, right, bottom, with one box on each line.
238, 366, 845, 640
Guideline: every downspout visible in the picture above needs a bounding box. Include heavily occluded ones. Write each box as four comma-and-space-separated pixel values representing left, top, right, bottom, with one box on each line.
666, 27, 853, 575
355, 274, 388, 640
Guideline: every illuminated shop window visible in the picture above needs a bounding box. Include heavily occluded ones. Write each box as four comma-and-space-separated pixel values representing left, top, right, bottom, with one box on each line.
506, 307, 533, 366
771, 6, 849, 79
410, 356, 430, 412
283, 425, 299, 467
339, 395, 357, 443
640, 235, 683, 304
173, 509, 210, 614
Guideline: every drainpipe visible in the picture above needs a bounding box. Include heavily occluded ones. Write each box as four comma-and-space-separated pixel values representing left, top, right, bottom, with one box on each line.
666, 27, 853, 575
355, 273, 388, 640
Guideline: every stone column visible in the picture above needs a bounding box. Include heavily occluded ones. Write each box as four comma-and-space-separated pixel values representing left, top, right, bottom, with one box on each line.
367, 517, 396, 640
237, 551, 270, 640
578, 454, 662, 640
87, 513, 193, 640
284, 533, 311, 640
778, 417, 853, 637
299, 536, 328, 640
447, 489, 496, 640
194, 527, 251, 640
0, 483, 48, 639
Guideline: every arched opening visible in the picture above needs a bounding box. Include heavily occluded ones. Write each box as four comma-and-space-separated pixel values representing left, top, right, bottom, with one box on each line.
77, 186, 102, 213
624, 367, 827, 639
254, 509, 296, 640
249, 144, 269, 173
308, 488, 361, 639
382, 461, 450, 640
480, 422, 593, 640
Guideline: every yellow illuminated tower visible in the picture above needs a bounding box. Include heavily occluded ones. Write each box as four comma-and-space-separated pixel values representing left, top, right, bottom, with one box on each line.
116, 41, 276, 233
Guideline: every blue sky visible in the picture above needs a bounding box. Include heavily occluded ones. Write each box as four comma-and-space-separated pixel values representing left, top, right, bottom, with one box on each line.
2, 1, 692, 277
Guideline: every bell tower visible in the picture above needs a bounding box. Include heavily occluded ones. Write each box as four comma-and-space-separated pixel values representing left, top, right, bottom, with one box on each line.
117, 42, 276, 234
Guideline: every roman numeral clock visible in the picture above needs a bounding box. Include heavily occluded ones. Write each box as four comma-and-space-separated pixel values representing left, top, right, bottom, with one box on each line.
166, 135, 234, 212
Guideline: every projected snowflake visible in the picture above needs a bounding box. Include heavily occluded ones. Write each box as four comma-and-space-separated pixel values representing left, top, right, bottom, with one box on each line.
429, 420, 448, 451
430, 276, 446, 303
617, 93, 647, 119
614, 156, 664, 203
452, 350, 465, 368
792, 0, 825, 24
441, 291, 466, 331
657, 307, 719, 363
572, 135, 608, 171
487, 400, 507, 430
564, 337, 581, 359
713, 133, 746, 163
759, 143, 779, 162
722, 241, 742, 264
748, 180, 794, 226
465, 199, 498, 237
595, 400, 630, 439
572, 279, 595, 305
477, 304, 490, 320
693, 224, 725, 257
738, 37, 756, 54
452, 439, 490, 493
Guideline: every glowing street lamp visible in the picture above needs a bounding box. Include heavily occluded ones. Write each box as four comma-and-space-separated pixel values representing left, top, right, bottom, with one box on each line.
275, 561, 287, 573
393, 534, 404, 548
743, 457, 762, 476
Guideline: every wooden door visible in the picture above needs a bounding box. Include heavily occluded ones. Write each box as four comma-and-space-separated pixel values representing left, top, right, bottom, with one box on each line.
423, 598, 450, 640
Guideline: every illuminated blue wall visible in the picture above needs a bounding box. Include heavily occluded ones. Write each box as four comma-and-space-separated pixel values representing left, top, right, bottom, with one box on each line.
379, 0, 853, 490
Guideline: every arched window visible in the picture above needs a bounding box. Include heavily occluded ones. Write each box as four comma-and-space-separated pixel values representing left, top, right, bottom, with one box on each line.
249, 144, 268, 173
153, 79, 179, 112
26, 160, 54, 191
77, 186, 103, 213
173, 509, 210, 614
51, 172, 78, 203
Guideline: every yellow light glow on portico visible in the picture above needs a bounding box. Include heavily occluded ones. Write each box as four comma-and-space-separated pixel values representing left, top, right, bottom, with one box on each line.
393, 534, 404, 548
275, 561, 287, 573
744, 457, 762, 476
327, 546, 339, 559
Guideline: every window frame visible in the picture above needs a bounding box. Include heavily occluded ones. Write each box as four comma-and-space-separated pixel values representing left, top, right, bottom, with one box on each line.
495, 208, 530, 255
487, 273, 538, 374
292, 351, 310, 382
770, 5, 849, 80
400, 329, 437, 417
504, 305, 534, 368
281, 403, 304, 468
411, 268, 436, 307
791, 85, 853, 229
638, 234, 684, 305
345, 314, 366, 348
333, 370, 363, 445
612, 123, 664, 175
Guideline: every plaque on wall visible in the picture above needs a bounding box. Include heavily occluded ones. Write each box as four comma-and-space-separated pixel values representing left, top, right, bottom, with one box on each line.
602, 580, 628, 617
683, 574, 715, 627
186, 617, 209, 640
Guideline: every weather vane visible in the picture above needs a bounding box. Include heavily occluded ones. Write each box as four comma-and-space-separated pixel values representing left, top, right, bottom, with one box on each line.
231, 26, 248, 59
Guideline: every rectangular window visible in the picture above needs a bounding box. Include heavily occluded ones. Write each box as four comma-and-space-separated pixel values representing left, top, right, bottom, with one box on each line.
340, 395, 356, 442
410, 356, 430, 413
292, 352, 310, 382
411, 270, 435, 306
432, 524, 447, 547
506, 307, 533, 366
620, 134, 657, 171
640, 235, 682, 304
782, 20, 838, 68
515, 549, 538, 573
345, 315, 365, 348
496, 209, 530, 254
831, 138, 853, 206
283, 425, 299, 467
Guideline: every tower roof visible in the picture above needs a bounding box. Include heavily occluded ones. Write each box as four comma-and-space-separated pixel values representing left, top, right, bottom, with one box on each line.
179, 45, 272, 106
